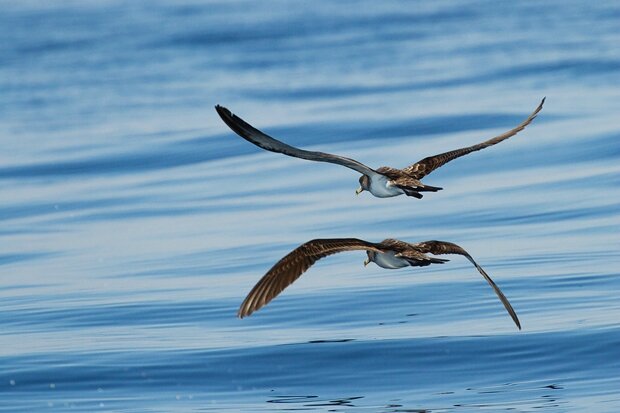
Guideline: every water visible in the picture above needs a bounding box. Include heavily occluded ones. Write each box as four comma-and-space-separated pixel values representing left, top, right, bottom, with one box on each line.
1, 0, 619, 411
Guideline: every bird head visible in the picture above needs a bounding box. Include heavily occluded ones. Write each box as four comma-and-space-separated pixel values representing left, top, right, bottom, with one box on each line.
364, 250, 375, 266
356, 175, 370, 195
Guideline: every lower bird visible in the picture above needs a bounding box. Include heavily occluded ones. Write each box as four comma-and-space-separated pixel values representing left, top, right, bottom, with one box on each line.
237, 238, 521, 330
215, 98, 544, 199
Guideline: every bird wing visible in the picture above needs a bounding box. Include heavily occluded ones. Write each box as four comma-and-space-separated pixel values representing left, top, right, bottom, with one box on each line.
414, 240, 521, 330
403, 98, 545, 179
216, 105, 379, 177
238, 238, 386, 318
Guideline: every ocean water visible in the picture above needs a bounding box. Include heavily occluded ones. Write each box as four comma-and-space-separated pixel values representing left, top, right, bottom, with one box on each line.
1, 0, 619, 411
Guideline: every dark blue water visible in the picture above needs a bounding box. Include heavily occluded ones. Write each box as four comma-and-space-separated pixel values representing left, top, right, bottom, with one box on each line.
1, 1, 619, 411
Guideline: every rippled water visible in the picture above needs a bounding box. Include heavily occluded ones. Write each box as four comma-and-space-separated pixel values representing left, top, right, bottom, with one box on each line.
1, 1, 620, 411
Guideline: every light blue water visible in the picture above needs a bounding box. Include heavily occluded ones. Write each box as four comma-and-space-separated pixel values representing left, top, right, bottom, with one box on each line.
1, 1, 620, 411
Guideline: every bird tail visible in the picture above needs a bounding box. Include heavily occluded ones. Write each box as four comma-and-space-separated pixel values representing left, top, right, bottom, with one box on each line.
409, 257, 449, 266
418, 184, 442, 192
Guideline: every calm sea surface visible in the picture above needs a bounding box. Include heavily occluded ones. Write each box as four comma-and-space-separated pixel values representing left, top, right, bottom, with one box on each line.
1, 1, 619, 411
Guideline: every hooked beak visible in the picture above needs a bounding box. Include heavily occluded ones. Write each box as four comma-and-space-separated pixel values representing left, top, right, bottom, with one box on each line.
356, 186, 363, 195
363, 257, 370, 266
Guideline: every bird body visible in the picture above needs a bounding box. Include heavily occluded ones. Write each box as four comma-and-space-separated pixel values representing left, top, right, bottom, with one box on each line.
363, 172, 404, 198
236, 237, 521, 330
366, 238, 449, 268
369, 249, 410, 268
215, 98, 544, 199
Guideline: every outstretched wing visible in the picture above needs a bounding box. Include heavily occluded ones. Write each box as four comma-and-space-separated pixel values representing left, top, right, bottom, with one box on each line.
414, 240, 521, 330
216, 105, 378, 177
238, 238, 386, 318
403, 98, 545, 179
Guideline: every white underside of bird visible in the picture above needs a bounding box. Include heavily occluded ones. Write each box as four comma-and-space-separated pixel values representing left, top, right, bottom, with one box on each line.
368, 251, 409, 269
367, 175, 404, 198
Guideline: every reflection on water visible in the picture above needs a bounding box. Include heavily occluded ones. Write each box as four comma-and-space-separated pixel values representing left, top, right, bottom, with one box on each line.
1, 0, 619, 412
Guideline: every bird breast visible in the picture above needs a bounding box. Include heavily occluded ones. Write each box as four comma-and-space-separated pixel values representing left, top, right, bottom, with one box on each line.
368, 175, 403, 198
373, 251, 410, 269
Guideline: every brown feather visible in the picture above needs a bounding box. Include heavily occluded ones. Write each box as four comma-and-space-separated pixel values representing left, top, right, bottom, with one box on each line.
403, 98, 545, 180
216, 100, 544, 200
414, 240, 521, 330
237, 238, 385, 318
239, 238, 521, 330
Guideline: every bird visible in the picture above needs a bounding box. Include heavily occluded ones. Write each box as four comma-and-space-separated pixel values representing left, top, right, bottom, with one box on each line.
215, 98, 544, 199
237, 238, 521, 329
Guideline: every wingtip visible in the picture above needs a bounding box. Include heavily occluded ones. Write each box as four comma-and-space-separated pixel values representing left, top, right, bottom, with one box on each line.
512, 312, 522, 330
528, 97, 545, 120
237, 305, 253, 319
506, 302, 522, 331
215, 105, 233, 123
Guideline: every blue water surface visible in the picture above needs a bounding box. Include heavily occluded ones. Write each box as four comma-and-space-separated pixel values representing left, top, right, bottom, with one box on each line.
1, 1, 619, 411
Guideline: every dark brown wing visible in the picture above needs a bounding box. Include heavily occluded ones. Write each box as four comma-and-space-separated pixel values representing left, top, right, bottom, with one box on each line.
403, 98, 545, 179
238, 238, 386, 318
414, 240, 521, 330
216, 105, 379, 177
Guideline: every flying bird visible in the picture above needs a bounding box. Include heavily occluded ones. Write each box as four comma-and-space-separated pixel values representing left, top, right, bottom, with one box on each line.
237, 238, 521, 329
215, 98, 544, 199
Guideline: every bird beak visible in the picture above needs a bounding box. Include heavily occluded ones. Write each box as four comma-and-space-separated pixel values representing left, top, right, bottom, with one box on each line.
363, 258, 370, 266
356, 186, 363, 195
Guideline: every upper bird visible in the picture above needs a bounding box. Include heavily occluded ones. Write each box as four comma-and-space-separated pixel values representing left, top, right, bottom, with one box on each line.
215, 98, 544, 199
237, 238, 521, 330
